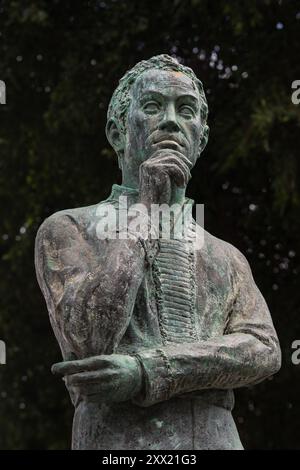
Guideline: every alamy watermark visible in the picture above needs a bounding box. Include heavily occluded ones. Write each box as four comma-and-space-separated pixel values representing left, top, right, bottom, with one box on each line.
0, 340, 6, 365
94, 196, 205, 248
291, 80, 300, 105
0, 80, 6, 104
291, 340, 300, 365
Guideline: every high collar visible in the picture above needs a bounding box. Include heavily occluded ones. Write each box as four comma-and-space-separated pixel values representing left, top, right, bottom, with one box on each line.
108, 184, 194, 208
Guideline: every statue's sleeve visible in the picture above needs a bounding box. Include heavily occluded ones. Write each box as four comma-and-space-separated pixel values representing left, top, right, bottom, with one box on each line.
132, 249, 281, 407
35, 212, 150, 359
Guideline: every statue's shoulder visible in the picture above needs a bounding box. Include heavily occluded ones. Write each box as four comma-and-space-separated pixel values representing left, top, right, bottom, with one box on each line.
36, 204, 95, 240
202, 228, 251, 274
36, 197, 116, 244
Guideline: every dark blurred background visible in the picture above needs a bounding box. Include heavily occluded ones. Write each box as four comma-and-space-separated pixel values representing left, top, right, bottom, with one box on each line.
0, 0, 299, 449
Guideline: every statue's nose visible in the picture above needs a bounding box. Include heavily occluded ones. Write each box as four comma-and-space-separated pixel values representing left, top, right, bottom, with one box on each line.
159, 104, 180, 132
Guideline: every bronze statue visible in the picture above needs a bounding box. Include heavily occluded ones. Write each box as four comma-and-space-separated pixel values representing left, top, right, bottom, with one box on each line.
35, 55, 281, 450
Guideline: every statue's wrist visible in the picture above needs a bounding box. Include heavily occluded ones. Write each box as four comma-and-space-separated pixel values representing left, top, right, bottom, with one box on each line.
130, 355, 144, 398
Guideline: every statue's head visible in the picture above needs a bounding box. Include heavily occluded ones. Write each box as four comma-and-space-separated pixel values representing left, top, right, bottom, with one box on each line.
106, 54, 209, 187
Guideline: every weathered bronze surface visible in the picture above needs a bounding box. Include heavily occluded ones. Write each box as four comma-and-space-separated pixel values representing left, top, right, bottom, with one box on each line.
35, 55, 281, 450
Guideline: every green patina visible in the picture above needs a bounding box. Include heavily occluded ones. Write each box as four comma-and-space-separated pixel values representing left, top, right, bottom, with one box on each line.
35, 55, 281, 450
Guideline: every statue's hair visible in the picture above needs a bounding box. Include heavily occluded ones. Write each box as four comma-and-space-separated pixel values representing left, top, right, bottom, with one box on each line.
106, 54, 209, 156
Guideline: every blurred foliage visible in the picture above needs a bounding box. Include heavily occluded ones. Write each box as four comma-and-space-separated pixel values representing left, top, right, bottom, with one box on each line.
0, 0, 300, 449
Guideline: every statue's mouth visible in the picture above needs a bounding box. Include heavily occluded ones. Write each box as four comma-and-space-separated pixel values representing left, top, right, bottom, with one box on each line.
153, 139, 184, 150
146, 131, 189, 155
150, 133, 187, 150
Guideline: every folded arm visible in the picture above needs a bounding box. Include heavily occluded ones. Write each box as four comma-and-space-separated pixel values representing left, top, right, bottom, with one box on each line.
131, 250, 281, 407
37, 214, 281, 407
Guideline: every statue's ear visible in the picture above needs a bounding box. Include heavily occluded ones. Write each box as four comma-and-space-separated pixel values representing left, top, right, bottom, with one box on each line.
198, 124, 210, 157
105, 118, 125, 167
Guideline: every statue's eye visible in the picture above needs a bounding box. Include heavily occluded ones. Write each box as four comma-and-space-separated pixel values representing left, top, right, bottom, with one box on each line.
143, 101, 160, 114
179, 105, 195, 117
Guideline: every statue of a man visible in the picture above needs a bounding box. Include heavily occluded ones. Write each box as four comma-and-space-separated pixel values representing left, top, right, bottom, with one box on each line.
35, 55, 281, 450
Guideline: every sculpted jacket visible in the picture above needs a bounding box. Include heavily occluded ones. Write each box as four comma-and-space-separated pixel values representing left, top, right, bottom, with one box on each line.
35, 184, 281, 450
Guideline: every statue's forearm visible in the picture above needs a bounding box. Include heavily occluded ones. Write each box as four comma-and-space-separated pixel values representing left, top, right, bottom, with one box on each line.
132, 332, 281, 407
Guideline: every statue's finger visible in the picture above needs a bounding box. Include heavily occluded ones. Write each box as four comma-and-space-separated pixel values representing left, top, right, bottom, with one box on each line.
51, 356, 111, 376
67, 370, 112, 385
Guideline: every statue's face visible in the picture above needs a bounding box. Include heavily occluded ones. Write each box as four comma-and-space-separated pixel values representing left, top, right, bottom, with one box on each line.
123, 68, 203, 185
